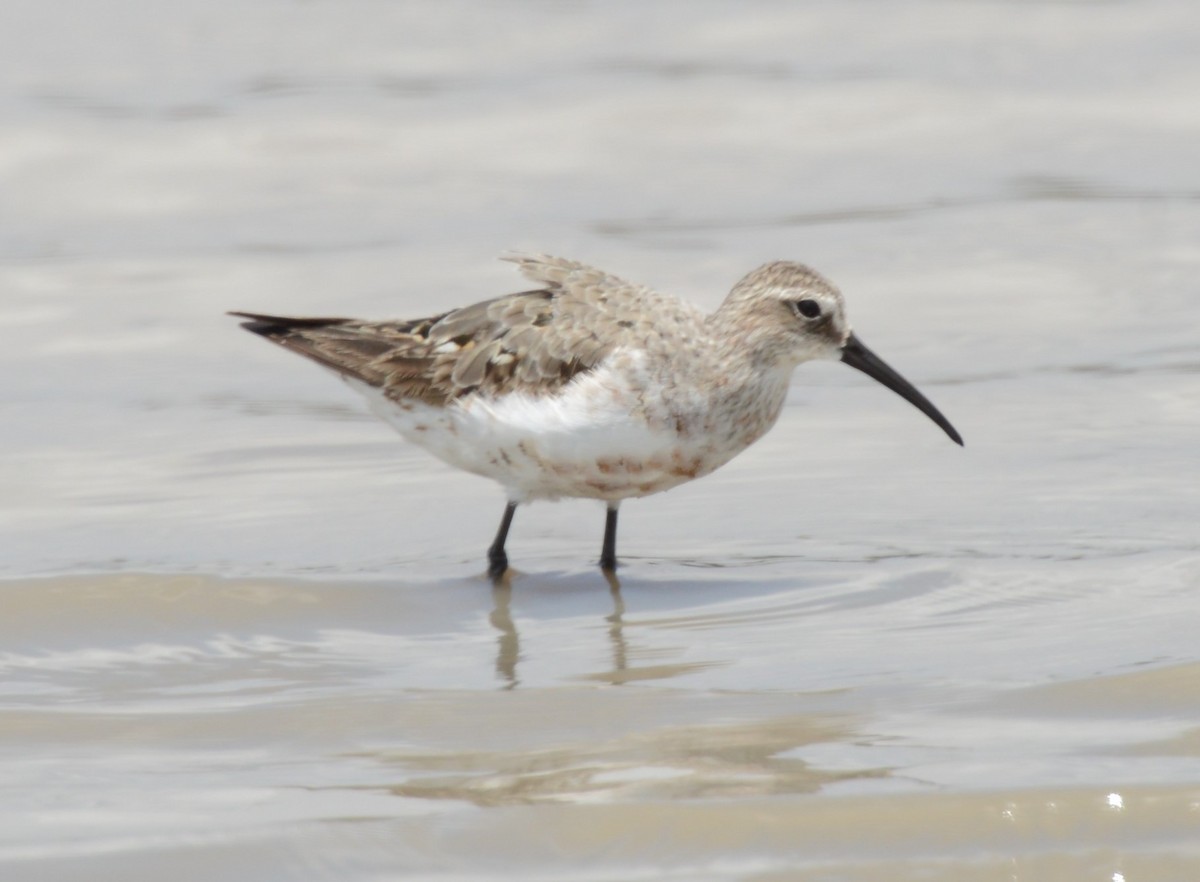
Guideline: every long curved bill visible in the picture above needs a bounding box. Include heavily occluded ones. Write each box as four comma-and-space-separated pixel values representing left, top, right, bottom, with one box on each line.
840, 332, 963, 446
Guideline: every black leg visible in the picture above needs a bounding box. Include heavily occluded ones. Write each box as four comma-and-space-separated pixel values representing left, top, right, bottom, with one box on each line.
600, 503, 619, 572
488, 501, 517, 579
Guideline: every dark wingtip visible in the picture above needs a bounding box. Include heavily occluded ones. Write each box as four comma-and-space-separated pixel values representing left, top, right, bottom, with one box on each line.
227, 311, 285, 338
227, 311, 351, 337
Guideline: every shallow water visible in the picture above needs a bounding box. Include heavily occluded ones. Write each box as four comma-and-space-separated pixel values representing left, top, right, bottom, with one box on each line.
2, 1, 1199, 879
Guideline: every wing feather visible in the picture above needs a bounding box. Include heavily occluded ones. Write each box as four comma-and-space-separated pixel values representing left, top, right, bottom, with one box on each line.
229, 253, 681, 406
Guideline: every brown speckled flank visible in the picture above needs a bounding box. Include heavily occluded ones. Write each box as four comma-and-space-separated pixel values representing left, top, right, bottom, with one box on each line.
232, 253, 962, 577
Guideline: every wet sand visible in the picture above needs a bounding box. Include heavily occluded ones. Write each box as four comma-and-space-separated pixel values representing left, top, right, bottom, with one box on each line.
3, 564, 1200, 880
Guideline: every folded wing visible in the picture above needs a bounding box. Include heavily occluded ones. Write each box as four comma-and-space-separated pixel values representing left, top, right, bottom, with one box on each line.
229, 254, 654, 405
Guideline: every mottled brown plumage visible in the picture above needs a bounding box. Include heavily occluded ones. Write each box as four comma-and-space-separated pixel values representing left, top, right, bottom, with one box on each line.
229, 255, 682, 407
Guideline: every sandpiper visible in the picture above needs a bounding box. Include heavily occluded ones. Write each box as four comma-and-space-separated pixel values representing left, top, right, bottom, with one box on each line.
231, 253, 962, 577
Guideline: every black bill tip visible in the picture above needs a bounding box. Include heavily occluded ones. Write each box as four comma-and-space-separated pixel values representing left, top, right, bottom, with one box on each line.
840, 332, 963, 446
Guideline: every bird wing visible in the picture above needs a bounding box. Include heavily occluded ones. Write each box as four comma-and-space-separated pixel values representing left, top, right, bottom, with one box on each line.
230, 254, 662, 406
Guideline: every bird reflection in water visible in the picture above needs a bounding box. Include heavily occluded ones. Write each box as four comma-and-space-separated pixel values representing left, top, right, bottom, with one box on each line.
488, 575, 520, 689
488, 570, 628, 689
603, 569, 628, 676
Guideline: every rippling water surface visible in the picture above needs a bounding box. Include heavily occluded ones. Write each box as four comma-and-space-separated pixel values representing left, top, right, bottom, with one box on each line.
2, 1, 1199, 879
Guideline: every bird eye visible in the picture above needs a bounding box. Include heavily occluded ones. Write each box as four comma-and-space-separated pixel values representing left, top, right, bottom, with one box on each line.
793, 299, 821, 319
